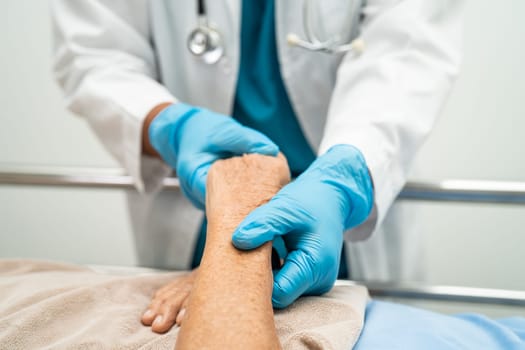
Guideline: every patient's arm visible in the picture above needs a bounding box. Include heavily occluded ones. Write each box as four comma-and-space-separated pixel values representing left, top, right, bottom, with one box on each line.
175, 154, 290, 349
140, 155, 285, 334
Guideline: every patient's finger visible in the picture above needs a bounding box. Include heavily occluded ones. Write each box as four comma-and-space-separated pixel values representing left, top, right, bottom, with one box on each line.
152, 298, 184, 333
176, 298, 190, 326
142, 270, 197, 328
154, 280, 185, 299
150, 288, 191, 333
143, 285, 192, 326
142, 297, 164, 325
155, 271, 197, 298
176, 308, 186, 326
155, 278, 187, 297
154, 285, 191, 312
141, 308, 157, 325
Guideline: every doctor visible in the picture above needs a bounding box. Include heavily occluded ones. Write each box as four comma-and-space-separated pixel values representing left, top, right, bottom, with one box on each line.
51, 0, 462, 307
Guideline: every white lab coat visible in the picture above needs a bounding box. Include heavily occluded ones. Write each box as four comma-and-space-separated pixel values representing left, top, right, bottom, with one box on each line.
51, 0, 463, 281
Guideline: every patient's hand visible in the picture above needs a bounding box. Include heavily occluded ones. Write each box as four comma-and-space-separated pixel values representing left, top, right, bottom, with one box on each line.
141, 269, 197, 333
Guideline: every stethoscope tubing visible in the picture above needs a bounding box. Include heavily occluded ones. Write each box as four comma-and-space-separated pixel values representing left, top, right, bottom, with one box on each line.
188, 0, 364, 64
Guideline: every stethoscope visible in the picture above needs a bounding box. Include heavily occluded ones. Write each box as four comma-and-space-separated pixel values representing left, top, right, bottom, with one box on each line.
187, 0, 365, 65
187, 0, 224, 64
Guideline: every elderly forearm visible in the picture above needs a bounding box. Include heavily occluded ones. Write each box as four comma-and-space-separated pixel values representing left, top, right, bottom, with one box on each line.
175, 154, 289, 349
179, 218, 276, 348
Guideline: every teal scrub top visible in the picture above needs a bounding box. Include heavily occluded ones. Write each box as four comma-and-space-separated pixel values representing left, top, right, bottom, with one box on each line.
192, 0, 345, 273
232, 0, 316, 176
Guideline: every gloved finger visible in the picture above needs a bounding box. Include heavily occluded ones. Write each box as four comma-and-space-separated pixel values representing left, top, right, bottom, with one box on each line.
271, 250, 313, 309
178, 156, 213, 210
185, 162, 210, 209
209, 124, 279, 156
232, 198, 316, 250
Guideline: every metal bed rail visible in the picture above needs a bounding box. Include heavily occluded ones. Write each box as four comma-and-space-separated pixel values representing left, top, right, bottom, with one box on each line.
336, 281, 525, 307
1, 167, 525, 204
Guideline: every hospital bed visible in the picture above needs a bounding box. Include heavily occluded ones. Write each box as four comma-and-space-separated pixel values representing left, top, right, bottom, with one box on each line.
0, 167, 525, 348
1, 166, 525, 315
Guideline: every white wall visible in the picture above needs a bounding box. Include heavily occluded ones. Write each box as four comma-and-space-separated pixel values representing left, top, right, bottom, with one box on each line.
410, 0, 525, 291
1, 0, 136, 266
1, 0, 524, 293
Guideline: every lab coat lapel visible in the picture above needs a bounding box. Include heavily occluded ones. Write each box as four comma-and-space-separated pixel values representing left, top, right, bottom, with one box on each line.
222, 0, 240, 23
275, 0, 338, 152
209, 0, 240, 115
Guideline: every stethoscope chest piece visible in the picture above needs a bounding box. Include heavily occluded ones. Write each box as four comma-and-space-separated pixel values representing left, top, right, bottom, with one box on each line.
187, 25, 224, 65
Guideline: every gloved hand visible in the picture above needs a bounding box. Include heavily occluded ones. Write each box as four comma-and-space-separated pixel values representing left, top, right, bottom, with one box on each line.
149, 103, 279, 209
232, 144, 374, 308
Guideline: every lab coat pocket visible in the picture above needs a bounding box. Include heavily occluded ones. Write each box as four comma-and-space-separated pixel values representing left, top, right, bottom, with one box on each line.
313, 0, 364, 44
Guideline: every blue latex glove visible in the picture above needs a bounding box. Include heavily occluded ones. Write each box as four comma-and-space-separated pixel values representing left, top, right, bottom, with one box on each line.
232, 144, 374, 308
149, 103, 279, 209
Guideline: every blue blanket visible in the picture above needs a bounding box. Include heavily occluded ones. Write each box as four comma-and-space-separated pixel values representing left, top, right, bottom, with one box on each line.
354, 301, 525, 349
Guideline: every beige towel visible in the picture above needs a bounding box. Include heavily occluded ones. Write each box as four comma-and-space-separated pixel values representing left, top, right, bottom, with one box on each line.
0, 260, 367, 350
